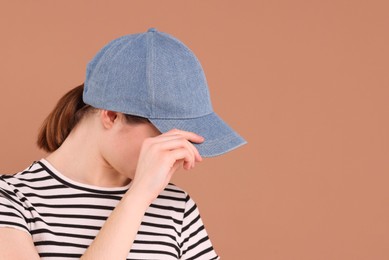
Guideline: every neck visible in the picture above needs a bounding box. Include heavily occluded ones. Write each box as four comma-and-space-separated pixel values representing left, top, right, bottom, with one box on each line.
45, 121, 131, 188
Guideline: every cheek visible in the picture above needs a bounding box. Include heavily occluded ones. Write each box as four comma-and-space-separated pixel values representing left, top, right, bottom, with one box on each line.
114, 139, 139, 173
113, 133, 147, 175
98, 132, 134, 177
101, 123, 160, 177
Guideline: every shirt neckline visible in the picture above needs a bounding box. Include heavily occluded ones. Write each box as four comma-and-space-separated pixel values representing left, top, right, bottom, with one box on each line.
38, 158, 132, 194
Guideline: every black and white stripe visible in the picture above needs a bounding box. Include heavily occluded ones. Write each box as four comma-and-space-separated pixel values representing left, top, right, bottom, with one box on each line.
0, 159, 219, 260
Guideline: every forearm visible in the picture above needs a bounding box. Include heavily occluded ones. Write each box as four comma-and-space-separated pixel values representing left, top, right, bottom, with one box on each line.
81, 186, 151, 260
81, 129, 202, 259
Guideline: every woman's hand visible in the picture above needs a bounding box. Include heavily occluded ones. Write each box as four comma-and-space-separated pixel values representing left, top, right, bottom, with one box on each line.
130, 129, 204, 203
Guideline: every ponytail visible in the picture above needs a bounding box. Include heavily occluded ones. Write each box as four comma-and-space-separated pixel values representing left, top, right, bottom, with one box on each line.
37, 84, 91, 152
37, 83, 151, 153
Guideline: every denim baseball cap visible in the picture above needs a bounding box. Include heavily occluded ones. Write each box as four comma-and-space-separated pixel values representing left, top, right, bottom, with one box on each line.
83, 27, 247, 157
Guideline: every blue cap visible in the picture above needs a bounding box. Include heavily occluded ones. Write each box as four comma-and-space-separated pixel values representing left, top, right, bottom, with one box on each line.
83, 28, 247, 157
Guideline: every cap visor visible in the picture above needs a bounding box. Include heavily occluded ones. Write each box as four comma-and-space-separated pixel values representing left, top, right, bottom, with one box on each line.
149, 112, 247, 157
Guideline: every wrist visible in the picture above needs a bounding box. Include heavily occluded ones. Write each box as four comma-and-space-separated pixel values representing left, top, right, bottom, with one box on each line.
124, 184, 156, 208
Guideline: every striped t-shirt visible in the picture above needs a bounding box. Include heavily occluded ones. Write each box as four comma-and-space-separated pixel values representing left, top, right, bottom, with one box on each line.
0, 159, 220, 260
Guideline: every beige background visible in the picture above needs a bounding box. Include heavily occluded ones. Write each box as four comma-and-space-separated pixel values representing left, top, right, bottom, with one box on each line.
1, 1, 388, 259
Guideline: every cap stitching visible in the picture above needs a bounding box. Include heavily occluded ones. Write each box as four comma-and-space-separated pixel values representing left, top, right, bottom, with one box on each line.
150, 31, 156, 117
146, 32, 152, 117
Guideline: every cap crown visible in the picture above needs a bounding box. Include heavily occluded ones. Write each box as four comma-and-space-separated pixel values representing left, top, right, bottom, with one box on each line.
84, 28, 213, 119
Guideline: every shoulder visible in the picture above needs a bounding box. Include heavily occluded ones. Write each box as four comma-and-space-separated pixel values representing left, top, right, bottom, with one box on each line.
0, 161, 43, 201
1, 161, 48, 187
0, 160, 55, 204
148, 183, 196, 214
162, 183, 188, 197
0, 162, 43, 233
160, 183, 195, 204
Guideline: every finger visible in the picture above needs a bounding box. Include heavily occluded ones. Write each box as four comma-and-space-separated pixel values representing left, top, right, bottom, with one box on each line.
169, 148, 196, 170
161, 129, 205, 144
151, 136, 201, 165
157, 138, 196, 164
144, 131, 203, 164
163, 130, 203, 161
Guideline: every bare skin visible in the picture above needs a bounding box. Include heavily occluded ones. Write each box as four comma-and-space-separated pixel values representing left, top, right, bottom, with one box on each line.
0, 110, 204, 259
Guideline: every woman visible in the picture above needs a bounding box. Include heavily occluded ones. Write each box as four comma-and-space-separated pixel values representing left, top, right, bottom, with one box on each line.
0, 28, 246, 259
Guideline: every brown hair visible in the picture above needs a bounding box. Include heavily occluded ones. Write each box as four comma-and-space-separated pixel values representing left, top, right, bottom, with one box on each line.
37, 83, 149, 152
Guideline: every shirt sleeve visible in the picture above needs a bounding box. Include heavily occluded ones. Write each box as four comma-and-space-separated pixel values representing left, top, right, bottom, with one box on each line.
179, 193, 220, 260
0, 176, 30, 234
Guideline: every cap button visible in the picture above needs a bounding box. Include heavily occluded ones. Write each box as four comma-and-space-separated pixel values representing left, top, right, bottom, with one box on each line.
148, 28, 157, 33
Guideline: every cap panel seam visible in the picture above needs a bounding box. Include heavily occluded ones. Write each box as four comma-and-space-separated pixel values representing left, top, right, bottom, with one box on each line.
151, 31, 156, 117
146, 31, 154, 117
